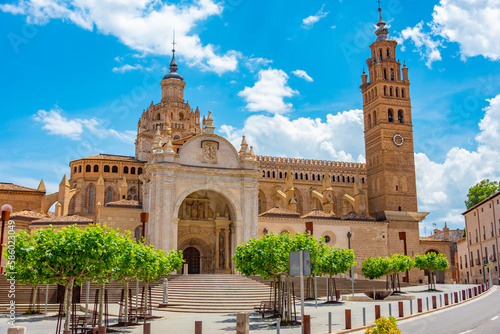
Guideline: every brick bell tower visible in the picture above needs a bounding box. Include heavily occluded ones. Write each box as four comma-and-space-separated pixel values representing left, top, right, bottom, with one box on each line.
360, 7, 418, 218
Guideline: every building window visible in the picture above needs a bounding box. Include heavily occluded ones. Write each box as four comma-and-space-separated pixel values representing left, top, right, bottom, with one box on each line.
388, 109, 394, 122
112, 166, 118, 173
131, 167, 136, 174
492, 222, 494, 237
73, 167, 77, 174
88, 185, 95, 214
93, 165, 99, 173
398, 206, 402, 211
138, 167, 143, 175
104, 165, 110, 173
86, 165, 91, 172
390, 87, 393, 96
398, 110, 404, 123
135, 226, 142, 243
402, 88, 406, 98
465, 255, 468, 268
476, 229, 478, 242
483, 226, 486, 240
390, 68, 395, 80
78, 166, 82, 173
384, 69, 387, 80
324, 235, 331, 243
106, 188, 113, 204
124, 166, 129, 174
469, 232, 471, 245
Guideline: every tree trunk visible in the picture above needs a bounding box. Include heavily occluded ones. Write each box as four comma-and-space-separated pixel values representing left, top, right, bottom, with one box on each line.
286, 276, 291, 322
144, 281, 149, 318
277, 276, 282, 319
98, 282, 105, 326
64, 278, 75, 331
124, 280, 129, 323
32, 285, 38, 312
333, 277, 338, 302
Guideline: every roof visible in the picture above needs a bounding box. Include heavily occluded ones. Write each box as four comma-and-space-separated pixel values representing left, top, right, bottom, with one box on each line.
11, 210, 48, 221
0, 183, 44, 193
462, 190, 500, 215
31, 215, 93, 225
259, 207, 301, 218
73, 154, 144, 163
300, 210, 340, 220
425, 229, 464, 243
105, 199, 142, 209
341, 211, 376, 221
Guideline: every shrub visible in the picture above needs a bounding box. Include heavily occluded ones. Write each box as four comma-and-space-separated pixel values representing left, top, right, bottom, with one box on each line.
365, 316, 401, 334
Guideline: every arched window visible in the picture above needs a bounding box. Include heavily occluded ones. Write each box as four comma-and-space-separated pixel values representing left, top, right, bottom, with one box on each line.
396, 185, 399, 191
262, 171, 265, 177
373, 111, 377, 124
362, 177, 365, 184
73, 167, 77, 174
131, 167, 136, 174
396, 88, 399, 97
88, 185, 95, 214
156, 113, 161, 120
368, 114, 372, 128
78, 166, 82, 173
124, 166, 129, 174
398, 110, 404, 123
280, 172, 283, 178
93, 165, 99, 173
390, 87, 393, 96
342, 176, 345, 182
398, 206, 402, 211
138, 168, 143, 175
173, 135, 180, 140
388, 109, 394, 122
384, 86, 387, 96
374, 87, 377, 96
312, 174, 315, 181
179, 112, 184, 121
86, 165, 91, 172
379, 49, 383, 60
112, 166, 118, 173
272, 171, 275, 178
364, 93, 368, 102
390, 68, 395, 80
402, 88, 406, 98
106, 188, 113, 203
386, 49, 390, 58
267, 171, 270, 177
384, 69, 387, 80
104, 165, 110, 173
300, 173, 303, 180
295, 173, 298, 179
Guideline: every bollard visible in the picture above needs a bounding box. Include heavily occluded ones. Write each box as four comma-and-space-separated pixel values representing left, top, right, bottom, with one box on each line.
8, 328, 27, 334
439, 295, 442, 307
469, 288, 472, 298
363, 307, 366, 326
389, 303, 392, 316
143, 323, 151, 334
93, 329, 98, 334
236, 312, 249, 334
98, 326, 107, 334
426, 297, 429, 311
462, 290, 466, 300
303, 315, 311, 334
328, 312, 332, 333
345, 310, 351, 330
277, 318, 280, 334
375, 305, 381, 320
195, 321, 202, 334
410, 299, 413, 315
398, 301, 404, 318
444, 294, 449, 306
63, 331, 72, 334
454, 292, 458, 304
474, 287, 478, 296
417, 299, 422, 313
432, 296, 437, 309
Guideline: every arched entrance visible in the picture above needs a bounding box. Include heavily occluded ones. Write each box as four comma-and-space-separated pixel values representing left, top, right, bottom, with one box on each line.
183, 247, 201, 274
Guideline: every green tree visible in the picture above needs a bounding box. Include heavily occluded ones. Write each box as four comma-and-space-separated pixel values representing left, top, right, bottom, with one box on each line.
317, 247, 355, 302
4, 230, 51, 313
362, 256, 392, 280
390, 254, 414, 292
414, 253, 449, 290
465, 179, 500, 209
135, 246, 184, 317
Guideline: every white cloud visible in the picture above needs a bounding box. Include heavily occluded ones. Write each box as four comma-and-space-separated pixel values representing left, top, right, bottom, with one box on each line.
291, 69, 313, 82
244, 57, 273, 72
431, 0, 500, 61
238, 68, 298, 114
302, 4, 329, 29
112, 64, 143, 73
219, 109, 365, 162
415, 94, 500, 226
34, 107, 135, 144
0, 0, 239, 74
397, 22, 443, 68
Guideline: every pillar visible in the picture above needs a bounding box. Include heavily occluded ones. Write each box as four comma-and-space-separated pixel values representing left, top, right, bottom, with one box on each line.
225, 228, 230, 270
215, 228, 220, 269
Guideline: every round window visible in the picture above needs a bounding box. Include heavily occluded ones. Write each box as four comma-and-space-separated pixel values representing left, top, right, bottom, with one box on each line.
324, 235, 331, 243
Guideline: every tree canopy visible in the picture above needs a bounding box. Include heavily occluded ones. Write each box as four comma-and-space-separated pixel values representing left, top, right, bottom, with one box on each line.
465, 179, 500, 209
361, 256, 392, 280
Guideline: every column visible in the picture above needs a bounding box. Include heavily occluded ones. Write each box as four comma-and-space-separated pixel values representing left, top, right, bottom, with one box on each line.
215, 228, 220, 269
225, 228, 230, 270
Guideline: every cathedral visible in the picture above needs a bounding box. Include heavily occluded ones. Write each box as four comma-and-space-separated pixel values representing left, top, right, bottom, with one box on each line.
1, 9, 454, 282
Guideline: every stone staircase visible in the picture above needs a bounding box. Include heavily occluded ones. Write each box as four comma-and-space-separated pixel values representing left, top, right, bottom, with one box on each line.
152, 274, 272, 313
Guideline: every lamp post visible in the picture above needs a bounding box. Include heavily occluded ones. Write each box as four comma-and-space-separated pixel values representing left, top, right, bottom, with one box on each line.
140, 212, 149, 244
1, 204, 13, 273
347, 232, 354, 296
399, 232, 409, 282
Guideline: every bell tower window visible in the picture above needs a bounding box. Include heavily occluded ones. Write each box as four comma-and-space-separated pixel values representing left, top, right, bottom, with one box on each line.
388, 109, 394, 122
398, 110, 404, 123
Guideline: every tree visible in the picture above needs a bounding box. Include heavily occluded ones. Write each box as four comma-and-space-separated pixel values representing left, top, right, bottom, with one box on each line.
4, 230, 51, 313
390, 254, 414, 292
414, 253, 449, 290
317, 247, 355, 302
465, 179, 500, 209
33, 225, 121, 331
135, 246, 183, 317
233, 232, 327, 322
362, 257, 392, 280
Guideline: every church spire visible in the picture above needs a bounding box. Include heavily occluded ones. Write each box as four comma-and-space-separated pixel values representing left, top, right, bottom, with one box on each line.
374, 2, 389, 42
162, 31, 184, 81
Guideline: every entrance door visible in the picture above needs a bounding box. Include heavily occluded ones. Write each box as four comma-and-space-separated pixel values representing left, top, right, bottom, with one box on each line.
183, 247, 201, 274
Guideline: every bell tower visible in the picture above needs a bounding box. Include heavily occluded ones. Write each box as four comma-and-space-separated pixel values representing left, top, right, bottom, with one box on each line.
361, 7, 418, 217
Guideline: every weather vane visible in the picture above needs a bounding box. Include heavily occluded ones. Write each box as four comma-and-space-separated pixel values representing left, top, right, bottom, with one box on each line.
376, 0, 382, 9
172, 30, 176, 52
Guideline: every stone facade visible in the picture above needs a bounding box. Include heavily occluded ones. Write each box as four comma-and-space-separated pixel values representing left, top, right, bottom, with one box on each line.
458, 191, 500, 285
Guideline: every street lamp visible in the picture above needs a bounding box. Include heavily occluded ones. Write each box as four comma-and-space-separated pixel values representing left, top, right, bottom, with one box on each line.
347, 231, 354, 296
1, 204, 13, 273
140, 212, 149, 244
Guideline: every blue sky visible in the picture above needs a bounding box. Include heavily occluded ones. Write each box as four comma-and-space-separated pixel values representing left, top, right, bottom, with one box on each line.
1, 0, 500, 235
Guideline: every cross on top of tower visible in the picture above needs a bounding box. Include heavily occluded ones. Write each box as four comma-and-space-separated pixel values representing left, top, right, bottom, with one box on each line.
172, 30, 177, 52
376, 0, 382, 9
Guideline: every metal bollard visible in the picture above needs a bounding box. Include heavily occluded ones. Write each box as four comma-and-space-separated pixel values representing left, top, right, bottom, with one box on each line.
389, 303, 392, 316
363, 307, 366, 326
410, 299, 413, 315
398, 302, 404, 317
195, 321, 202, 334
328, 312, 332, 333
462, 290, 466, 300
277, 318, 280, 334
474, 287, 478, 296
143, 323, 151, 334
375, 305, 381, 320
345, 310, 351, 330
303, 315, 311, 334
439, 295, 442, 307
444, 294, 449, 306
432, 296, 437, 309
454, 292, 458, 303
417, 298, 422, 313
426, 297, 429, 311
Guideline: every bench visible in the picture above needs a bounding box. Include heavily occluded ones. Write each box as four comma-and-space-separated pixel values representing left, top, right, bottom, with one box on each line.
253, 301, 275, 318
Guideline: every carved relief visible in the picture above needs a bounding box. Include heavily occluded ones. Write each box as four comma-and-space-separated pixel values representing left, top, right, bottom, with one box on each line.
201, 141, 218, 164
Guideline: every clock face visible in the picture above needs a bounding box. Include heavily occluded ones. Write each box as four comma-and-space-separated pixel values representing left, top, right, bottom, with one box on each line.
393, 134, 404, 146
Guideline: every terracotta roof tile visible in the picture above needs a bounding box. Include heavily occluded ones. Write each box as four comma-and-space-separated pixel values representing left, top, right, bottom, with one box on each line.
11, 210, 48, 220
0, 183, 42, 193
300, 210, 339, 219
259, 207, 301, 217
105, 199, 142, 208
77, 154, 144, 162
31, 215, 93, 224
